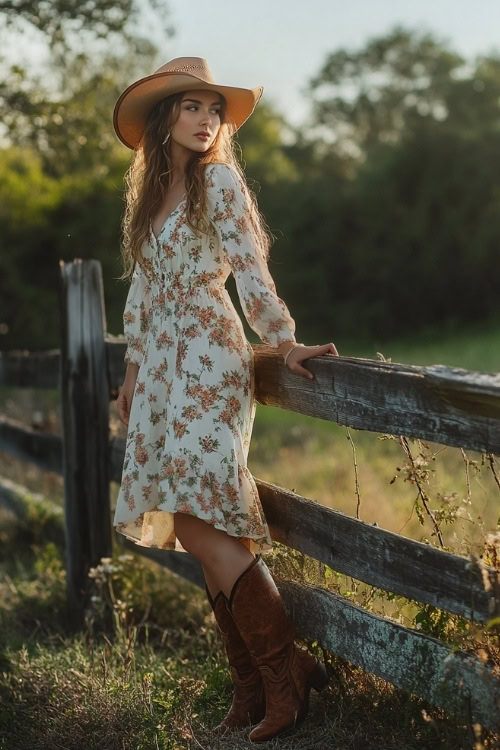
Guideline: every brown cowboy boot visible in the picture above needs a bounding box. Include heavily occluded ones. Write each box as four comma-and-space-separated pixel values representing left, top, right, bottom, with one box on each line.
227, 554, 329, 743
205, 583, 266, 733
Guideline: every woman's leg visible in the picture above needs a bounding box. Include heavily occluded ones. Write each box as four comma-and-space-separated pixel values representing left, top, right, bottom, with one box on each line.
173, 512, 255, 595
174, 513, 329, 742
202, 564, 221, 600
175, 512, 267, 733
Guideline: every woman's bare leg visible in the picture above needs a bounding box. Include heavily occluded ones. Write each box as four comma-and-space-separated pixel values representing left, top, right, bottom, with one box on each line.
174, 512, 256, 599
202, 563, 222, 600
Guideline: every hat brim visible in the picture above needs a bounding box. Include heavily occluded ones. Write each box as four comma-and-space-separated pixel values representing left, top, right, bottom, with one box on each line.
113, 71, 263, 150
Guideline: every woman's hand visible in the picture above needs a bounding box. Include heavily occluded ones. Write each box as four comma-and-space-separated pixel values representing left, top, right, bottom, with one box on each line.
284, 342, 339, 380
117, 364, 139, 426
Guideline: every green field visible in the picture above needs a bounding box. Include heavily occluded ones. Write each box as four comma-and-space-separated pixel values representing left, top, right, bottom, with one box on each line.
339, 314, 500, 373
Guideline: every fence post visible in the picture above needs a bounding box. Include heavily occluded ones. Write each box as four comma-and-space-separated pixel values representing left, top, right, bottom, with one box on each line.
59, 259, 112, 627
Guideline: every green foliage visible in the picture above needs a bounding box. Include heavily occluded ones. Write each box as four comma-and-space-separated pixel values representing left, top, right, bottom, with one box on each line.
305, 24, 500, 155
266, 27, 500, 342
0, 0, 174, 350
0, 0, 173, 52
0, 145, 130, 349
0, 53, 158, 177
2, 0, 134, 42
3, 23, 500, 350
236, 103, 300, 184
0, 147, 61, 226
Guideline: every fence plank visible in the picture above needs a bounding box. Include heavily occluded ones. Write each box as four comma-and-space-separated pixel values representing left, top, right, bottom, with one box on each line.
0, 476, 65, 546
10, 341, 500, 456
117, 534, 205, 589
59, 259, 112, 626
252, 348, 500, 455
106, 342, 500, 452
258, 479, 499, 624
0, 414, 62, 473
279, 580, 500, 732
0, 349, 60, 389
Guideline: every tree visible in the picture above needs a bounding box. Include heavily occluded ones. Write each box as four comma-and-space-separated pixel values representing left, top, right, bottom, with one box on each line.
0, 0, 173, 51
281, 27, 500, 341
304, 26, 473, 156
0, 0, 176, 349
0, 52, 160, 176
0, 0, 174, 172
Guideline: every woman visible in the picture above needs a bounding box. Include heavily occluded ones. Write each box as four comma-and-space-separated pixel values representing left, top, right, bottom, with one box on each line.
112, 56, 338, 742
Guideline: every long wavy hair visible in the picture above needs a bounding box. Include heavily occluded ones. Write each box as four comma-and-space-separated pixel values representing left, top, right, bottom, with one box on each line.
118, 90, 273, 281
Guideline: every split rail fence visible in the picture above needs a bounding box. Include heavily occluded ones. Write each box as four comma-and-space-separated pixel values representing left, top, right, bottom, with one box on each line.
0, 259, 499, 731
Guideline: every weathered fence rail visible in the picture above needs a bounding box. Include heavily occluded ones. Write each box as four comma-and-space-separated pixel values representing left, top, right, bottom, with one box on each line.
0, 258, 499, 732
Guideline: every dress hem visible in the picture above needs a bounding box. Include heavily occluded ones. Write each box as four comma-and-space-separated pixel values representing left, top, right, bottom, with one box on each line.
113, 508, 274, 555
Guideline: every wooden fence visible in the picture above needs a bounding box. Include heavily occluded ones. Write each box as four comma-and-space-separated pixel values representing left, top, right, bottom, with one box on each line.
0, 258, 499, 732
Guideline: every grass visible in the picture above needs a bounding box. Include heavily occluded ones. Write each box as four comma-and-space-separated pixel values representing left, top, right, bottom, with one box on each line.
0, 319, 499, 748
0, 524, 496, 749
250, 407, 498, 557
337, 314, 500, 373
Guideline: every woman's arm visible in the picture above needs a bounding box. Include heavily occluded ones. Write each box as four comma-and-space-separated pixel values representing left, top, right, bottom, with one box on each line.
206, 162, 297, 347
206, 163, 339, 379
117, 363, 140, 426
123, 261, 152, 366
117, 263, 151, 425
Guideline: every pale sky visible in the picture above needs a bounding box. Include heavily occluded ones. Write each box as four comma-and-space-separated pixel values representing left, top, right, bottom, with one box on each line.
4, 1, 500, 129
162, 0, 500, 127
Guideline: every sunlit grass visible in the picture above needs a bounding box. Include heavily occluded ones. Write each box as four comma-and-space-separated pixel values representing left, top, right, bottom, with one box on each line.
0, 528, 494, 749
337, 314, 500, 373
250, 404, 498, 556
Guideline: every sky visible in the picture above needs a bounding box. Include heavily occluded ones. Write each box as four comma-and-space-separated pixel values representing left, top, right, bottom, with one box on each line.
4, 1, 500, 129
160, 0, 500, 127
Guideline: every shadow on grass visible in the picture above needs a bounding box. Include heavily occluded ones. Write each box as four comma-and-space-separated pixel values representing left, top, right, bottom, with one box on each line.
0, 518, 495, 749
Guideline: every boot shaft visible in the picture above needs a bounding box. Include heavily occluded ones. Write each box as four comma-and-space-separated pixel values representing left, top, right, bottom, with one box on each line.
227, 555, 296, 662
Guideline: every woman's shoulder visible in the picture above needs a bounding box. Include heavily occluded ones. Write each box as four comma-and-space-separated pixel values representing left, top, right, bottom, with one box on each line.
205, 161, 241, 188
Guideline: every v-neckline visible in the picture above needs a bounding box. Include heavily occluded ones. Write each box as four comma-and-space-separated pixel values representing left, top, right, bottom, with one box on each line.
150, 193, 187, 242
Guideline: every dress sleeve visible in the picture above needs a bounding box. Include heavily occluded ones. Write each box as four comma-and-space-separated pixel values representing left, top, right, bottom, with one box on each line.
206, 162, 297, 348
123, 261, 152, 365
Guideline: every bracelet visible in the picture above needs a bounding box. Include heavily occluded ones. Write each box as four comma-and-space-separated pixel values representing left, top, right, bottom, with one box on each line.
283, 343, 302, 367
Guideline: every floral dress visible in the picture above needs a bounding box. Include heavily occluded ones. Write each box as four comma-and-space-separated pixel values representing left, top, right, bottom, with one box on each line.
113, 162, 297, 555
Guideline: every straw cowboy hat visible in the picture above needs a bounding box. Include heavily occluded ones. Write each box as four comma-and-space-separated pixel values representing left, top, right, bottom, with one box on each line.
113, 56, 264, 150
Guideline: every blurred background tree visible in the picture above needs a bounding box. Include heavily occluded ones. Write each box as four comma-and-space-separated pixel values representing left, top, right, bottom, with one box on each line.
0, 0, 174, 345
273, 26, 500, 342
1, 19, 499, 356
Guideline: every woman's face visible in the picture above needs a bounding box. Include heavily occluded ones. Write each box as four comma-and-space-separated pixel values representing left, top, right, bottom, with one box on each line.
170, 89, 222, 152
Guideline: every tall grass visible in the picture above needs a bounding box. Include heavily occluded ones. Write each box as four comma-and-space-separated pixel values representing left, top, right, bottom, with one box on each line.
0, 520, 496, 749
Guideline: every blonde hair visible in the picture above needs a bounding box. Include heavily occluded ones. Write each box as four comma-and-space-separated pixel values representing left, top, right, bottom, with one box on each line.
118, 90, 273, 280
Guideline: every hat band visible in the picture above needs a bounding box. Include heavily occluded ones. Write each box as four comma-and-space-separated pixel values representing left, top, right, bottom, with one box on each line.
165, 64, 208, 74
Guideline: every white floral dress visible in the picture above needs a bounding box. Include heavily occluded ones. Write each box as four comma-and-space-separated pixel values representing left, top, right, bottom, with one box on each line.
113, 162, 297, 554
